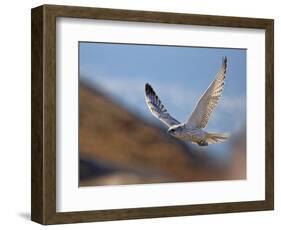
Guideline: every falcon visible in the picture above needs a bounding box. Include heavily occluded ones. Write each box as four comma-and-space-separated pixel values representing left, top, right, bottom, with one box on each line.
144, 57, 229, 146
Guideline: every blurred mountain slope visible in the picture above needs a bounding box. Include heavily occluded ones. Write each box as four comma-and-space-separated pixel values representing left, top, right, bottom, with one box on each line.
79, 83, 245, 186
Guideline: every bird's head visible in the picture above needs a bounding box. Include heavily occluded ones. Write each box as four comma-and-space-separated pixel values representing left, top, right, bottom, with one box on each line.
167, 127, 175, 135
167, 126, 180, 137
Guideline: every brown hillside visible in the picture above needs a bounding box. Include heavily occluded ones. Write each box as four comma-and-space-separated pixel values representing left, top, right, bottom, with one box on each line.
79, 83, 244, 186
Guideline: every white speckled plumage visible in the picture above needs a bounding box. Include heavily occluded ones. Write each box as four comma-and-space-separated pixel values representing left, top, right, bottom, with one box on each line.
145, 57, 229, 146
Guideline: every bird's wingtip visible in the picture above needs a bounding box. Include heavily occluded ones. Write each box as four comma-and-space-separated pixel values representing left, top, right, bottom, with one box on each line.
145, 83, 152, 92
145, 83, 157, 97
223, 56, 227, 64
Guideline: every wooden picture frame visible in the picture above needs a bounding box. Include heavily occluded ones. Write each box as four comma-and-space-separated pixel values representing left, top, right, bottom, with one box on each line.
31, 4, 274, 225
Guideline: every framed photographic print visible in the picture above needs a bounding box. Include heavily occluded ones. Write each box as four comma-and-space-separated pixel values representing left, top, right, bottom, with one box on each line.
31, 4, 274, 225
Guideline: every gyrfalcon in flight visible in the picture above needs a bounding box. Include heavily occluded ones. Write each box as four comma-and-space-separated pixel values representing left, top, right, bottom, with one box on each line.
145, 57, 229, 146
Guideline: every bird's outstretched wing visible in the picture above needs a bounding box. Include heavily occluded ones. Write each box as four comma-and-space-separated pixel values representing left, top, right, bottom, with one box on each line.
145, 83, 180, 127
186, 57, 227, 129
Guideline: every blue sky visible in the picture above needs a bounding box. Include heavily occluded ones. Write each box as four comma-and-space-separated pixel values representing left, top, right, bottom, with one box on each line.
79, 42, 246, 159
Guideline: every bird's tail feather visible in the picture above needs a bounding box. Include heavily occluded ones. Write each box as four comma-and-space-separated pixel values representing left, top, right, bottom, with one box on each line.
206, 132, 230, 144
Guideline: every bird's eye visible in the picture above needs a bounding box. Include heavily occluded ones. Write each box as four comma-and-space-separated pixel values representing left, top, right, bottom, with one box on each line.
171, 129, 174, 132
